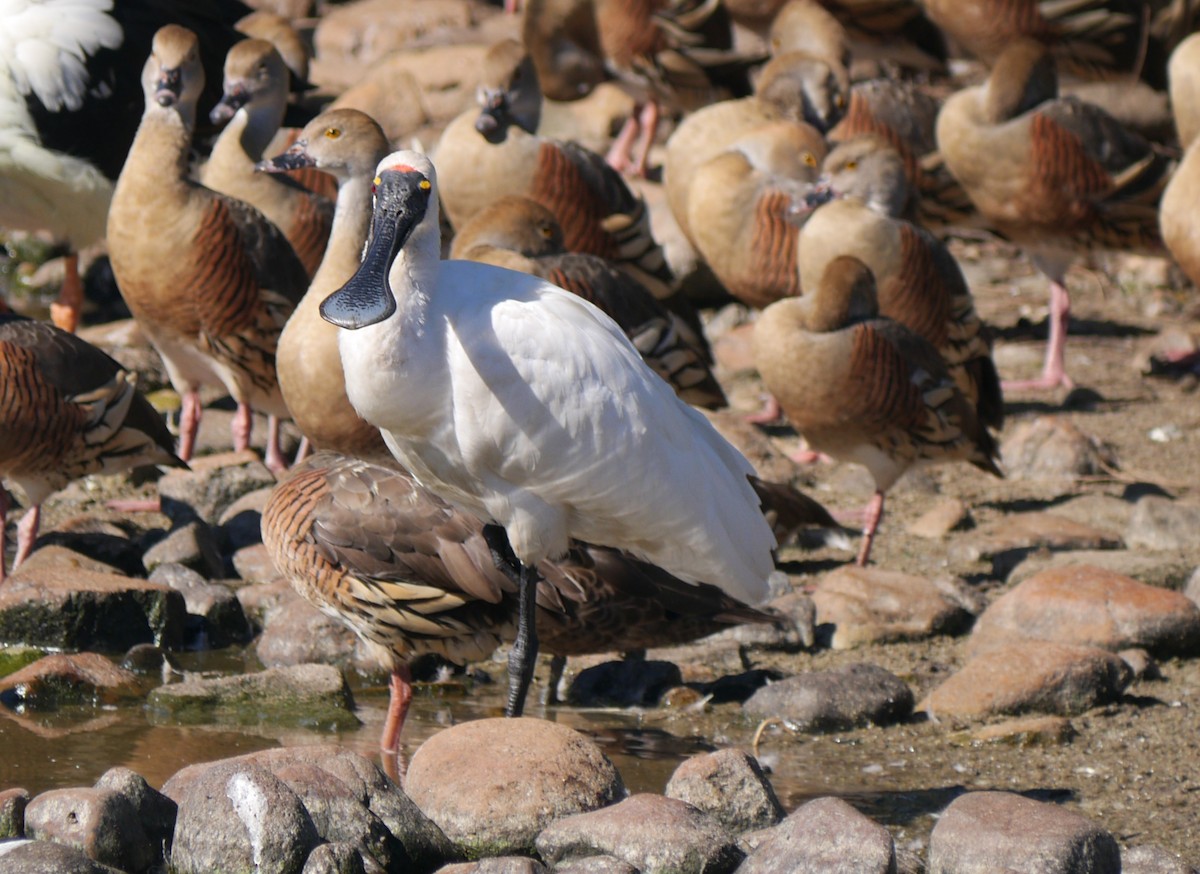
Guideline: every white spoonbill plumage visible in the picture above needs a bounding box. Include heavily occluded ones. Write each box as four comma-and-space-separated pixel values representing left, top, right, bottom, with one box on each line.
321, 150, 777, 715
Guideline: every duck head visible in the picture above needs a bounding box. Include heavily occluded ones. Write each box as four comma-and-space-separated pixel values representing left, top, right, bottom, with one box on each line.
320, 152, 435, 330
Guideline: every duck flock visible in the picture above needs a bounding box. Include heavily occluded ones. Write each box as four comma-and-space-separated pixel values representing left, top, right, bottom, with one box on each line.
0, 0, 1198, 760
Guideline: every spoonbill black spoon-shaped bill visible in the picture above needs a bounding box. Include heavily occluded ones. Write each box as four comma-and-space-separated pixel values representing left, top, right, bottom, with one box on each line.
320, 166, 432, 330
320, 151, 777, 720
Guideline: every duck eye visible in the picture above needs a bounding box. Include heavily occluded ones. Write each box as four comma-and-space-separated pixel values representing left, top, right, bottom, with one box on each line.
419, 179, 432, 191
803, 152, 817, 166
325, 127, 341, 139
540, 225, 553, 239
845, 159, 858, 170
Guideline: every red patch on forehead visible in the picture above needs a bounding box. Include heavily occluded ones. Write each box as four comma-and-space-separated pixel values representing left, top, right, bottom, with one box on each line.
385, 164, 417, 173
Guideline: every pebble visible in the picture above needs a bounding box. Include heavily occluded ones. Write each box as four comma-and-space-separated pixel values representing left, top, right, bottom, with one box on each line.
665, 749, 784, 833
920, 642, 1131, 719
967, 565, 1200, 657
147, 663, 359, 728
1122, 844, 1200, 874
737, 796, 897, 874
1000, 416, 1117, 481
535, 793, 743, 874
0, 787, 29, 838
157, 450, 278, 526
906, 497, 970, 538
149, 564, 253, 647
405, 718, 625, 857
565, 658, 682, 707
928, 791, 1120, 873
0, 652, 141, 706
1125, 496, 1200, 551
0, 569, 186, 651
810, 566, 977, 649
0, 839, 126, 873
141, 520, 224, 578
24, 787, 152, 873
742, 663, 914, 730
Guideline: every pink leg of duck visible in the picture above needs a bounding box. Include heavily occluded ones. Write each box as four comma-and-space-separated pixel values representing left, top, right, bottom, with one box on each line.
49, 252, 83, 334
178, 389, 203, 462
263, 415, 287, 474
745, 393, 783, 425
293, 436, 311, 466
231, 402, 253, 453
855, 490, 885, 566
1004, 253, 1077, 392
606, 102, 660, 178
13, 503, 41, 571
0, 489, 8, 583
381, 664, 415, 755
606, 114, 642, 175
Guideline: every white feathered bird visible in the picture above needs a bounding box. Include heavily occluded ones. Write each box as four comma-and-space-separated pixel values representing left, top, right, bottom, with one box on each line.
321, 150, 777, 715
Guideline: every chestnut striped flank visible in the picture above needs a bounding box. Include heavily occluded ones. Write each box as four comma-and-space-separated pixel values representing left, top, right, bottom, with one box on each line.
530, 143, 619, 258
849, 324, 927, 435
192, 199, 262, 336
743, 190, 800, 306
885, 223, 952, 348
1025, 113, 1111, 225
0, 342, 86, 476
288, 193, 333, 277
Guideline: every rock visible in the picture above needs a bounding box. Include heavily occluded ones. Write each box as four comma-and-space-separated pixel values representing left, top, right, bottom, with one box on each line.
167, 764, 320, 874
1188, 567, 1200, 607
406, 718, 624, 857
742, 663, 914, 731
1122, 844, 1199, 873
0, 787, 29, 838
810, 567, 977, 649
93, 768, 177, 857
1119, 647, 1160, 680
920, 642, 1131, 719
1126, 497, 1200, 551
536, 793, 742, 874
566, 658, 682, 707
966, 716, 1076, 747
0, 653, 140, 706
0, 569, 186, 650
157, 450, 278, 525
120, 643, 175, 674
24, 787, 152, 873
0, 839, 126, 873
928, 791, 1120, 873
256, 597, 361, 668
34, 516, 148, 577
148, 663, 358, 728
1007, 550, 1196, 591
551, 858, 639, 874
665, 749, 784, 833
238, 577, 298, 628
436, 860, 548, 873
973, 512, 1123, 566
165, 745, 454, 873
1051, 493, 1137, 532
967, 565, 1200, 657
1000, 416, 1117, 481
234, 542, 284, 583
738, 796, 896, 874
13, 544, 129, 578
301, 842, 367, 874
150, 564, 253, 647
907, 497, 970, 538
217, 486, 274, 553
142, 521, 224, 578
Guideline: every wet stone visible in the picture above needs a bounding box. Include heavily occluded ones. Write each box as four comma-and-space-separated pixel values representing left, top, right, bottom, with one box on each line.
566, 658, 682, 707
1125, 496, 1200, 551
436, 860, 549, 874
166, 763, 320, 874
302, 842, 367, 874
0, 569, 186, 650
256, 597, 361, 668
93, 767, 177, 858
142, 520, 224, 579
928, 791, 1120, 874
921, 642, 1131, 719
0, 839, 126, 873
1000, 416, 1117, 481
966, 716, 1076, 747
406, 717, 624, 857
24, 787, 152, 873
120, 643, 174, 674
742, 663, 914, 731
536, 793, 742, 874
149, 564, 253, 647
810, 566, 977, 649
0, 653, 141, 707
157, 450, 278, 526
967, 565, 1200, 657
738, 796, 897, 874
665, 749, 784, 833
0, 787, 29, 838
1122, 844, 1199, 874
148, 663, 358, 729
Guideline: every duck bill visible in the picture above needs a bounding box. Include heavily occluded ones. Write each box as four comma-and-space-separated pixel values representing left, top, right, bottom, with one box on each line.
320, 169, 431, 330
210, 88, 248, 124
154, 67, 183, 107
256, 145, 315, 174
474, 89, 510, 143
787, 182, 835, 225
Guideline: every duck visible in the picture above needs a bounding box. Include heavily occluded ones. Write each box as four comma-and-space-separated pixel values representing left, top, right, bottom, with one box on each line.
0, 312, 183, 581
201, 38, 333, 278
754, 256, 1002, 565
0, 0, 251, 332
1161, 32, 1200, 292
107, 25, 309, 472
321, 149, 777, 717
936, 38, 1172, 392
684, 122, 826, 308
256, 107, 394, 461
262, 451, 778, 751
449, 195, 725, 409
797, 135, 1004, 428
434, 39, 673, 297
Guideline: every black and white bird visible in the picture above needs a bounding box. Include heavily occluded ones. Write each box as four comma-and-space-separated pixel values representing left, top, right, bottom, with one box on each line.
0, 0, 250, 331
